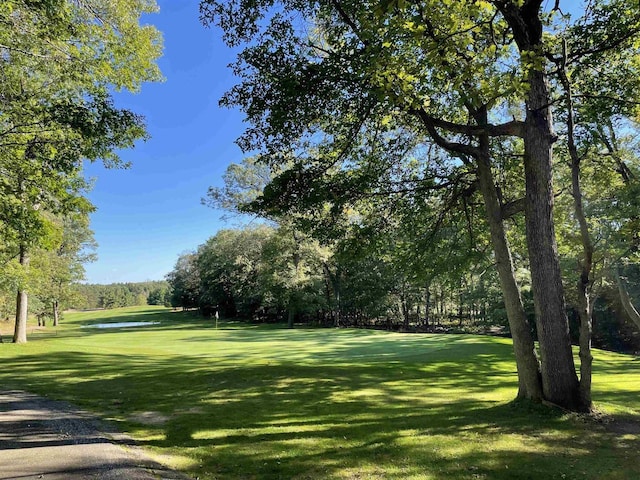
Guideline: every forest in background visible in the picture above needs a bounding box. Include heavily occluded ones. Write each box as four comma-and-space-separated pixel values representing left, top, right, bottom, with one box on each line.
1, 279, 169, 324
167, 223, 640, 355
71, 281, 170, 310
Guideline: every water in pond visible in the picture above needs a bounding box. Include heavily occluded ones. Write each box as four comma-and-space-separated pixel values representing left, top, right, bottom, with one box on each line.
85, 321, 159, 329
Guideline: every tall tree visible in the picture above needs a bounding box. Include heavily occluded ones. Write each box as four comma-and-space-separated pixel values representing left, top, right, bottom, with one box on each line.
166, 253, 201, 311
202, 0, 640, 411
196, 226, 274, 317
0, 0, 162, 342
31, 212, 97, 326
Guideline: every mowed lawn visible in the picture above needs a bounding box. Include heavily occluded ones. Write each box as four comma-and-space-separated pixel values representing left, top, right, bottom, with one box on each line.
1, 307, 638, 480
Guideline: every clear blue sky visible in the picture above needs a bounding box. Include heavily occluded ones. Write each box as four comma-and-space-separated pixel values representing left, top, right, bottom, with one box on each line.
83, 0, 245, 284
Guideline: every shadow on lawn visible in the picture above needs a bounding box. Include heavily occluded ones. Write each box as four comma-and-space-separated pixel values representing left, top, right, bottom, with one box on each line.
2, 345, 638, 480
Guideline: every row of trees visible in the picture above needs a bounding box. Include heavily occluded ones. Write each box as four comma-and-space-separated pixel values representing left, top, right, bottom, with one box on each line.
72, 281, 170, 310
0, 213, 96, 328
0, 1, 162, 341
168, 206, 640, 344
198, 0, 640, 412
167, 223, 511, 328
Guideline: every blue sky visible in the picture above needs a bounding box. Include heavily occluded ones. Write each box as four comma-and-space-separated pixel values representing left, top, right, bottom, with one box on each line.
83, 0, 247, 284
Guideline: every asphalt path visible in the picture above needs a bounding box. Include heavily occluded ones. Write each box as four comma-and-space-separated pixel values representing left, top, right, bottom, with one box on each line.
0, 391, 192, 480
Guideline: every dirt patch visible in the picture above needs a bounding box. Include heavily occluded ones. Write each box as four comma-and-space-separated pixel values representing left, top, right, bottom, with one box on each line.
130, 411, 170, 426
605, 417, 640, 435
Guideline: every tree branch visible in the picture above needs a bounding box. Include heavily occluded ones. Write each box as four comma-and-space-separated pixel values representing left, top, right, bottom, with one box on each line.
410, 108, 480, 161
430, 116, 525, 138
329, 0, 368, 46
569, 26, 640, 62
501, 197, 525, 220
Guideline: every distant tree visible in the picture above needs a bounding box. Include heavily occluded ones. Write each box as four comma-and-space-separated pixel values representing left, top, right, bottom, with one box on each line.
148, 287, 168, 306
30, 213, 96, 326
166, 253, 201, 310
196, 226, 274, 317
258, 224, 329, 328
70, 281, 168, 310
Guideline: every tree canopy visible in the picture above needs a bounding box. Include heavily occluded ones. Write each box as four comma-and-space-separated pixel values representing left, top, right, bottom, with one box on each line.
201, 0, 640, 411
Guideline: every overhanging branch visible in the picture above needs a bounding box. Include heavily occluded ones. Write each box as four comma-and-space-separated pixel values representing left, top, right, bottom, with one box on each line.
430, 116, 525, 138
410, 108, 479, 161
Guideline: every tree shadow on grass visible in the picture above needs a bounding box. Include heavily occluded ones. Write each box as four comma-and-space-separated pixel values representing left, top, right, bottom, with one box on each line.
1, 346, 638, 480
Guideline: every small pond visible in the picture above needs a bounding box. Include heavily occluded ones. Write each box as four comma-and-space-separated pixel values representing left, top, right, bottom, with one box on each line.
84, 321, 160, 329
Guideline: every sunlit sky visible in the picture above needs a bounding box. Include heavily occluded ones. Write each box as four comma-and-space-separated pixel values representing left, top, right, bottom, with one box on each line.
83, 0, 247, 284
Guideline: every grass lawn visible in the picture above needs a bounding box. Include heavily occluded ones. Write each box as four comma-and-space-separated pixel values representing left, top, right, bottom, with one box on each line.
1, 306, 639, 479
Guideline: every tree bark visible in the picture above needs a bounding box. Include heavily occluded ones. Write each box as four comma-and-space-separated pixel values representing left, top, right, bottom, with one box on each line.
13, 246, 29, 344
53, 300, 60, 327
496, 0, 582, 411
474, 109, 543, 401
523, 69, 581, 410
560, 44, 593, 410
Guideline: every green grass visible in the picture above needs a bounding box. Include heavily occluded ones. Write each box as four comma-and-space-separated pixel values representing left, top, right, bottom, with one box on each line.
1, 306, 639, 479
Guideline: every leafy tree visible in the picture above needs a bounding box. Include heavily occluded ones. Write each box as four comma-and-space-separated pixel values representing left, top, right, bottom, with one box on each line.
166, 253, 201, 310
196, 226, 274, 317
148, 287, 168, 306
0, 0, 162, 342
201, 0, 640, 411
259, 224, 329, 327
203, 156, 335, 326
29, 212, 96, 326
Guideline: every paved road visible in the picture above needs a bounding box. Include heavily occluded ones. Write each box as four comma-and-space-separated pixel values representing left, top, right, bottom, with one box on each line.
0, 391, 191, 480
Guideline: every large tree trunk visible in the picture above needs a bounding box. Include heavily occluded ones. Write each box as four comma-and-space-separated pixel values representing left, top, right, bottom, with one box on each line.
13, 246, 29, 344
573, 181, 594, 409
576, 274, 593, 409
523, 69, 581, 410
474, 112, 543, 401
476, 157, 543, 400
497, 1, 582, 411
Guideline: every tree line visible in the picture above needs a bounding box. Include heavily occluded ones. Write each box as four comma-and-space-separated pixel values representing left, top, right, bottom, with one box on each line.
167, 220, 640, 351
72, 281, 170, 310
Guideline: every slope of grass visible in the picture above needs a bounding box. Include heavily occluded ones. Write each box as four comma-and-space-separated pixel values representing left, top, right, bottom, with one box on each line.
1, 306, 638, 479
